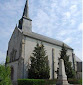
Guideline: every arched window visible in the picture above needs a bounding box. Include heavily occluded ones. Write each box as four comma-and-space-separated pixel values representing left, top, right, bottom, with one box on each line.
11, 66, 14, 80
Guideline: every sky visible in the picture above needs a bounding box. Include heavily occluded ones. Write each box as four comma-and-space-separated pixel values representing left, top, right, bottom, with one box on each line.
0, 0, 82, 63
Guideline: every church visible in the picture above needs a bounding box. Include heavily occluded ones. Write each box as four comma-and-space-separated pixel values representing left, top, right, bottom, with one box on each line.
6, 0, 77, 81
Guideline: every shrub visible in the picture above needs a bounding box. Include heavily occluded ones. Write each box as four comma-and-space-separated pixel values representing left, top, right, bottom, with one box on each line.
79, 79, 82, 84
18, 79, 46, 85
68, 78, 82, 84
0, 64, 12, 85
45, 79, 57, 85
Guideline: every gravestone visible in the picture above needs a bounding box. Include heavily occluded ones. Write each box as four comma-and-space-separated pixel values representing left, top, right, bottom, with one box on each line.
56, 59, 69, 85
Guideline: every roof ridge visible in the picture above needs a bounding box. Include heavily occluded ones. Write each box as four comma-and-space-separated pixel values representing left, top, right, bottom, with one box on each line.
22, 31, 73, 50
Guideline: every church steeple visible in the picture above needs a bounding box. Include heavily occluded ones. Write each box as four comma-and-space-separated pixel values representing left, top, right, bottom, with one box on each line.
18, 0, 32, 33
23, 0, 29, 18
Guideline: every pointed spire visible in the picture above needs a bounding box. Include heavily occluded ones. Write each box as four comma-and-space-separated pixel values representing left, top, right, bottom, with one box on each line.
15, 24, 18, 28
23, 0, 29, 18
16, 24, 17, 27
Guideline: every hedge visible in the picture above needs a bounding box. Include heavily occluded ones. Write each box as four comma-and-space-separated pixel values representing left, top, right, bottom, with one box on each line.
18, 79, 82, 85
45, 79, 56, 84
18, 79, 46, 85
68, 78, 82, 84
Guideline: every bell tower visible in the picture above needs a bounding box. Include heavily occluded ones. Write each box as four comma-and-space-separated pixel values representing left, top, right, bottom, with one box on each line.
18, 0, 32, 33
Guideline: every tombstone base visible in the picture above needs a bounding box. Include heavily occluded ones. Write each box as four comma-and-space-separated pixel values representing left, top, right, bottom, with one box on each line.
56, 59, 69, 85
56, 75, 69, 85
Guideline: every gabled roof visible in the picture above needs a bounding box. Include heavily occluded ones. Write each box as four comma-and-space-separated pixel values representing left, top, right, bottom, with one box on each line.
22, 31, 73, 50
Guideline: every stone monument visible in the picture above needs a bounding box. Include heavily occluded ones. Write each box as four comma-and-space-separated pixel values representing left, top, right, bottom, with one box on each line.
56, 59, 69, 85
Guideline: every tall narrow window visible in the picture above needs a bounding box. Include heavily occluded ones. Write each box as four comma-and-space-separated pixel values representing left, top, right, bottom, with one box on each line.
11, 67, 14, 80
52, 48, 55, 79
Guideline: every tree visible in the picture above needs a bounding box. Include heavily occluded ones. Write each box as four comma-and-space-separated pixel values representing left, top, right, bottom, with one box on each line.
59, 44, 75, 78
0, 64, 12, 85
28, 43, 50, 79
6, 56, 10, 63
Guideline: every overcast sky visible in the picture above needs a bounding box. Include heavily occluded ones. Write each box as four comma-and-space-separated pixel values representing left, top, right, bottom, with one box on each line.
0, 0, 82, 63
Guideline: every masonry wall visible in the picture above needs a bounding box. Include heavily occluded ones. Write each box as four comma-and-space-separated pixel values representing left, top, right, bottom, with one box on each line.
24, 36, 73, 79
8, 28, 22, 60
8, 61, 18, 81
7, 28, 23, 81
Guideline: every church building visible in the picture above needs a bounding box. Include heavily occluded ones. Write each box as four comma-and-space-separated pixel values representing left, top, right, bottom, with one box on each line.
6, 0, 76, 81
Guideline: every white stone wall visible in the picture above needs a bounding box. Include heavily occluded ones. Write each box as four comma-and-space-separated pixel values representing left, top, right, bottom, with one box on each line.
8, 28, 22, 60
8, 61, 18, 81
24, 37, 73, 79
7, 28, 23, 81
22, 18, 32, 33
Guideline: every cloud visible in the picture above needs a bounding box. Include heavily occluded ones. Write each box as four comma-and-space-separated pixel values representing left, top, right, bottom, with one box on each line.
65, 12, 71, 19
32, 8, 58, 37
63, 37, 72, 44
78, 23, 83, 31
57, 30, 67, 37
56, 28, 77, 38
70, 5, 77, 13
70, 19, 76, 25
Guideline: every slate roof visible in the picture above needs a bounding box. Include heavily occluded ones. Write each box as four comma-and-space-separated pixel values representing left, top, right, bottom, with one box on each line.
22, 31, 73, 50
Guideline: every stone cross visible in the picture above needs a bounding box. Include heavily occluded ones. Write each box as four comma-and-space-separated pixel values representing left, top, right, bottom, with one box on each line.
56, 59, 69, 85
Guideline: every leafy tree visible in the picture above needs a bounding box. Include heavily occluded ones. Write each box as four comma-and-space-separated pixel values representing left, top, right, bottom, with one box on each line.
28, 43, 50, 79
6, 56, 10, 63
0, 64, 12, 85
59, 44, 76, 78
